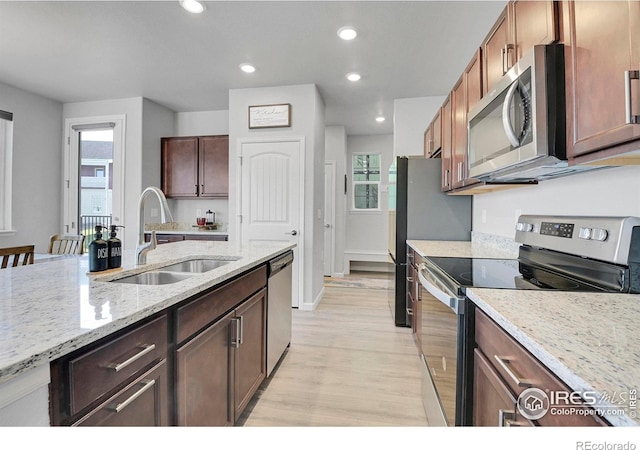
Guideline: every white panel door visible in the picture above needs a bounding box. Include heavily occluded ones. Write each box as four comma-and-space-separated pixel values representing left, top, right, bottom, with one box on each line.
240, 139, 303, 308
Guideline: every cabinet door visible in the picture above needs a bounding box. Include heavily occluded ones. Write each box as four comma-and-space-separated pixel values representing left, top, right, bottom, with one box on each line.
462, 49, 483, 188
441, 97, 453, 191
161, 137, 199, 198
423, 125, 432, 158
176, 311, 234, 426
511, 0, 558, 61
482, 6, 510, 95
565, 0, 640, 159
73, 360, 169, 426
234, 289, 267, 420
432, 110, 442, 155
199, 135, 229, 198
473, 349, 533, 426
451, 75, 467, 190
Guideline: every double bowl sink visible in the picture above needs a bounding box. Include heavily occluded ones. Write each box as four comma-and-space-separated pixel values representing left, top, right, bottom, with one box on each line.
109, 258, 234, 285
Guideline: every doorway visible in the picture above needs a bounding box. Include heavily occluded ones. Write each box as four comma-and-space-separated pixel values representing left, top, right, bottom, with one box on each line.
64, 116, 124, 251
323, 161, 335, 277
238, 137, 305, 308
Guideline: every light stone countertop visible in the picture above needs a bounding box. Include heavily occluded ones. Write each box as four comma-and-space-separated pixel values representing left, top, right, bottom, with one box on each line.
0, 240, 293, 384
407, 238, 640, 427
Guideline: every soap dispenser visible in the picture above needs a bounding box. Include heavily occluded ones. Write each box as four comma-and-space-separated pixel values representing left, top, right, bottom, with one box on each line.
89, 225, 108, 272
107, 225, 125, 269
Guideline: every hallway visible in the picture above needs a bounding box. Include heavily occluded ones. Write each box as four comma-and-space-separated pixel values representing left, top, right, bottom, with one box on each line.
239, 273, 428, 426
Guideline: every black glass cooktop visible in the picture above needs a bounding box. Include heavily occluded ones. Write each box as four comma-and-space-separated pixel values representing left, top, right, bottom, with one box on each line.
426, 256, 607, 292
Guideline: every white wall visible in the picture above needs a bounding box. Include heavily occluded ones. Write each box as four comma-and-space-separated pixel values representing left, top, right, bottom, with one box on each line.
228, 84, 325, 310
170, 110, 230, 228
325, 126, 347, 275
393, 96, 445, 157
63, 97, 175, 251
345, 134, 394, 270
0, 82, 63, 252
473, 166, 640, 239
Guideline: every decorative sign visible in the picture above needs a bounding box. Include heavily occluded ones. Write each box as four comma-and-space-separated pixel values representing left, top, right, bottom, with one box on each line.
249, 103, 291, 129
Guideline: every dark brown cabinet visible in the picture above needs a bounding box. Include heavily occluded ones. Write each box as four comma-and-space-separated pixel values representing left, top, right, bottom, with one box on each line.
563, 0, 640, 163
440, 96, 453, 191
482, 1, 558, 95
175, 266, 267, 426
50, 314, 170, 426
424, 110, 442, 158
161, 135, 229, 199
406, 246, 420, 349
473, 308, 609, 427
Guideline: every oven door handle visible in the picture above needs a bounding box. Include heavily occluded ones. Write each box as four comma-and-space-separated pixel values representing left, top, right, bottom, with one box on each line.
418, 263, 459, 313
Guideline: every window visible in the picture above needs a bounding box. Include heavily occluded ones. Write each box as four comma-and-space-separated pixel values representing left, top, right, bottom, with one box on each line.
0, 110, 13, 233
352, 153, 381, 210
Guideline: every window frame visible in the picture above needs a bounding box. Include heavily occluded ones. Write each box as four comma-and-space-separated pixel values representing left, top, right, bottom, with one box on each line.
350, 152, 382, 212
0, 110, 14, 235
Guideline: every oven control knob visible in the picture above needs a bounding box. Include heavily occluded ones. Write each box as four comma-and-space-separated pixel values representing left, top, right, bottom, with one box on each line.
516, 222, 533, 232
592, 228, 608, 241
578, 227, 592, 240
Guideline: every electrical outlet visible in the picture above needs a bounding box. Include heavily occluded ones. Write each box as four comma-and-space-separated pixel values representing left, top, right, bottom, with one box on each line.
481, 209, 487, 224
196, 208, 202, 218
515, 209, 522, 222
150, 207, 159, 218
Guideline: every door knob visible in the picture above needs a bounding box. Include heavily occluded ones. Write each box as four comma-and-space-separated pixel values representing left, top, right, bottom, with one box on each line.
324, 224, 331, 228
285, 230, 298, 236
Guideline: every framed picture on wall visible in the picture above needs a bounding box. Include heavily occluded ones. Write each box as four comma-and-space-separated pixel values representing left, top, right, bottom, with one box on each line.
248, 103, 291, 129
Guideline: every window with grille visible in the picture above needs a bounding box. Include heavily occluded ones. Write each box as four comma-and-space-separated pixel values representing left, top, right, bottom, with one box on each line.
351, 153, 381, 210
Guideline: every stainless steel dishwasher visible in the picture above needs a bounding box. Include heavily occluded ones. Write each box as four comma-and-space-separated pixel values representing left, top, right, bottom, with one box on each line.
266, 250, 294, 377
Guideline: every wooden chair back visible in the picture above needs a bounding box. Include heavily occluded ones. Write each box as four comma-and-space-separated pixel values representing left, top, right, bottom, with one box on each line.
48, 234, 85, 255
0, 245, 35, 269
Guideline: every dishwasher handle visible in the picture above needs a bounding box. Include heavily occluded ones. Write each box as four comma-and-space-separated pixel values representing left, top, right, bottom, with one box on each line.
268, 250, 294, 277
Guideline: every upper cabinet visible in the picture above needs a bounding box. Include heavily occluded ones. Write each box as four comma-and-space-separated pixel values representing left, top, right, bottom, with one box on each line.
451, 49, 483, 190
424, 109, 442, 158
482, 1, 558, 94
161, 135, 229, 199
563, 0, 640, 163
440, 96, 453, 192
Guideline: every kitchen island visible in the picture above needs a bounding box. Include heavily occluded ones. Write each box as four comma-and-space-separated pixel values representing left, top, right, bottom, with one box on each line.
408, 239, 640, 427
0, 239, 294, 425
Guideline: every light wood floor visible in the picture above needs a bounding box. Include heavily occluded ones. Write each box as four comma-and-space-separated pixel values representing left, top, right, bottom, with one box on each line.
238, 272, 428, 426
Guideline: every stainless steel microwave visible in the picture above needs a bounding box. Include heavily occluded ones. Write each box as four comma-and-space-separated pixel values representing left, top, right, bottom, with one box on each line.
467, 44, 584, 182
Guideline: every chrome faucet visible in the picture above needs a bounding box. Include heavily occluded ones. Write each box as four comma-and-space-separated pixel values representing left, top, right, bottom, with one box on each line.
136, 186, 174, 265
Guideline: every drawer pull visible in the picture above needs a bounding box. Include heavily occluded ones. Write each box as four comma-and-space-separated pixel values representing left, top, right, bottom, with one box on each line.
406, 307, 413, 317
108, 379, 156, 413
498, 409, 518, 427
493, 355, 532, 388
107, 344, 156, 373
406, 276, 414, 283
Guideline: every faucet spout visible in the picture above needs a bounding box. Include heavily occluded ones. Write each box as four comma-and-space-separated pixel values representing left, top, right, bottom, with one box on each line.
136, 186, 174, 265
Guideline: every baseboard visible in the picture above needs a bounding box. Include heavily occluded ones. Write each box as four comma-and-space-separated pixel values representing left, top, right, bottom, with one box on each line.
299, 285, 324, 311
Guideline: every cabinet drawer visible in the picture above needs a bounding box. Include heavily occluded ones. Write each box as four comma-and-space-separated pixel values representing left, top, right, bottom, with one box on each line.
67, 314, 168, 416
475, 309, 608, 426
73, 359, 169, 426
176, 265, 267, 343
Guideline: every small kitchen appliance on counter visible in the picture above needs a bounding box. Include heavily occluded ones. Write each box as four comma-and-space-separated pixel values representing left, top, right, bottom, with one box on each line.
417, 215, 640, 426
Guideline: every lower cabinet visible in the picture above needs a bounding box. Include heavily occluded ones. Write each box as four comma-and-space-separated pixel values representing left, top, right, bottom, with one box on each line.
50, 263, 270, 427
473, 308, 609, 426
175, 288, 267, 426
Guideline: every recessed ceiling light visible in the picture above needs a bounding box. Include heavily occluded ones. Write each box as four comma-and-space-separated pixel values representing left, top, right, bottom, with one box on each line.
337, 26, 357, 41
346, 72, 361, 82
239, 63, 256, 73
179, 0, 205, 14
375, 116, 386, 123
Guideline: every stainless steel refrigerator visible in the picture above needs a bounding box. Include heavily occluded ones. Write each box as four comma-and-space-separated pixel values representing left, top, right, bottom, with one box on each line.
388, 157, 471, 327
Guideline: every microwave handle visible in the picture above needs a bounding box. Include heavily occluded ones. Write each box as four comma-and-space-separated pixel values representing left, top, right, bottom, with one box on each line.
502, 80, 523, 148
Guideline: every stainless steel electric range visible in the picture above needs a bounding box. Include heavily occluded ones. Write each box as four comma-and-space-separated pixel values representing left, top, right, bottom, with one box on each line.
417, 215, 640, 426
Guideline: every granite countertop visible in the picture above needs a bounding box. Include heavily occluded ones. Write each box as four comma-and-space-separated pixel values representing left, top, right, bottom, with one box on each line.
407, 238, 640, 427
0, 240, 293, 384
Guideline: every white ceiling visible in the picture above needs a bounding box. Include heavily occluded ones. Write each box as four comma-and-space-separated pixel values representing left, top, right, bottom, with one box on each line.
0, 0, 507, 135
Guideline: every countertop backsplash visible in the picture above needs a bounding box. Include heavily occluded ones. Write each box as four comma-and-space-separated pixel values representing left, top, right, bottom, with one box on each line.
146, 221, 228, 233
471, 231, 520, 258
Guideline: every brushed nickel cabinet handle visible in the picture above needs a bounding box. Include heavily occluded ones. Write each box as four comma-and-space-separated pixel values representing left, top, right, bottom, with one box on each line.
498, 409, 518, 427
406, 276, 414, 283
406, 307, 413, 317
625, 70, 640, 124
107, 344, 156, 373
108, 379, 156, 413
201, 184, 205, 195
494, 355, 532, 388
